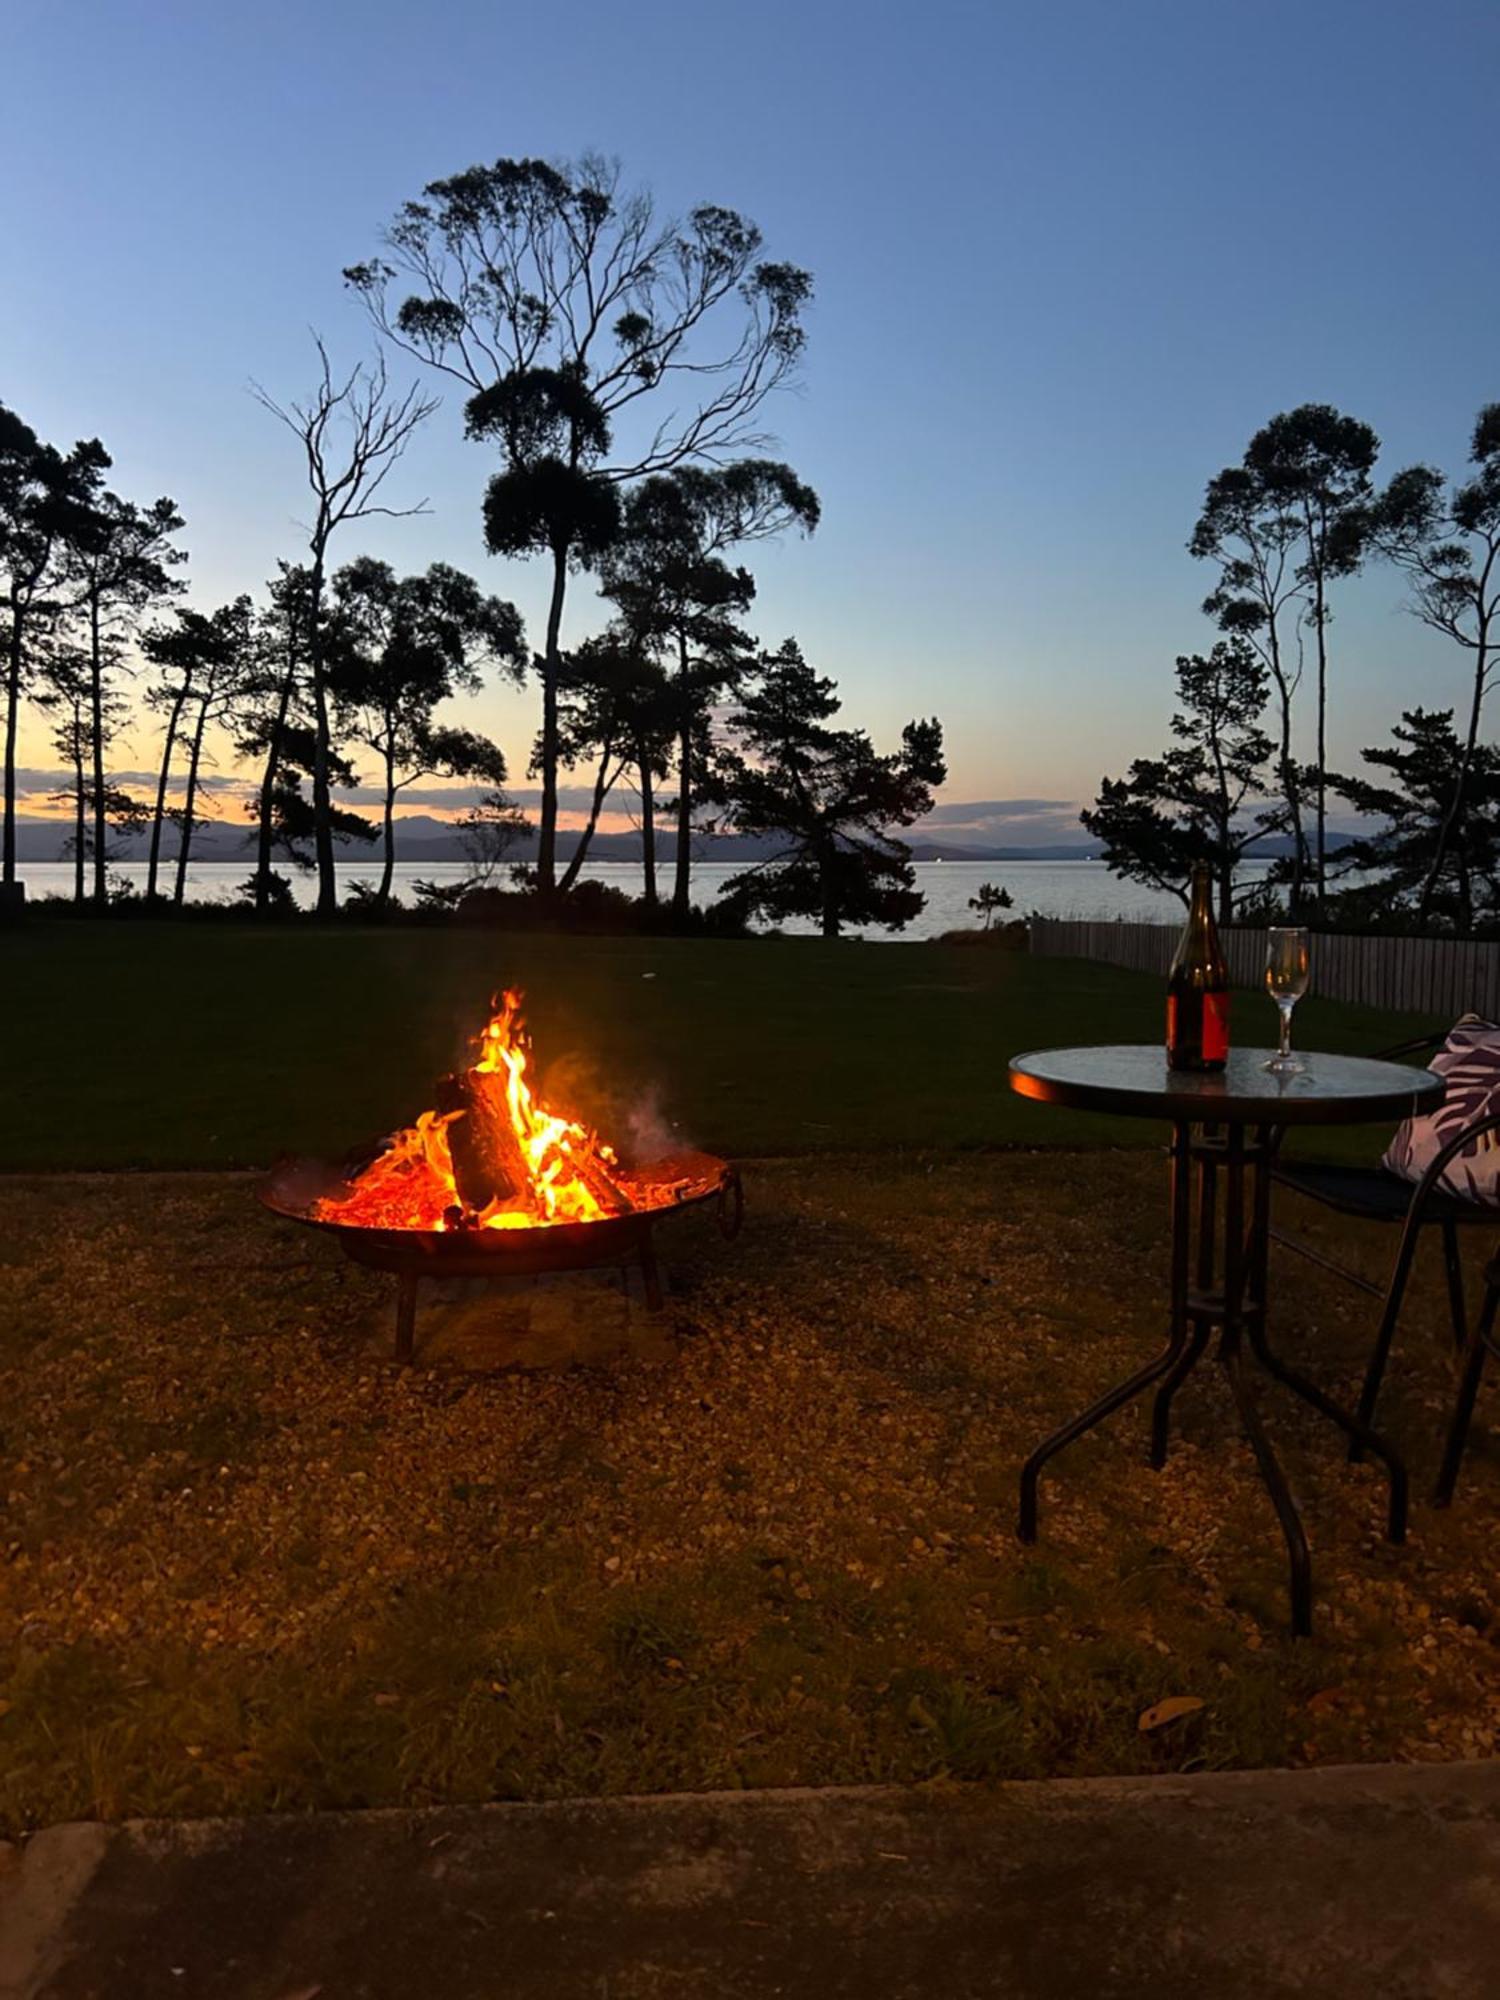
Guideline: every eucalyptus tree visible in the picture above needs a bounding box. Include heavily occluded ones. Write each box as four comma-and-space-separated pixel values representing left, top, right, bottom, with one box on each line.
544, 630, 675, 897
141, 598, 258, 903
601, 460, 819, 918
238, 564, 315, 914
1244, 406, 1378, 904
329, 556, 524, 903
1191, 405, 1379, 911
1372, 403, 1500, 923
718, 640, 946, 938
243, 719, 375, 889
39, 642, 146, 899
1082, 638, 1284, 921
0, 406, 107, 892
345, 153, 812, 891
255, 339, 437, 916
38, 648, 102, 902
60, 476, 187, 902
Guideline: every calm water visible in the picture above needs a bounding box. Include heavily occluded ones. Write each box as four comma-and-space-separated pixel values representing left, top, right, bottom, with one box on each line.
18, 857, 1269, 937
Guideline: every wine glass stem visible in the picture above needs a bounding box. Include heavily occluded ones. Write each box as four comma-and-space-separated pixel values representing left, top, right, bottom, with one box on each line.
1279, 1000, 1294, 1060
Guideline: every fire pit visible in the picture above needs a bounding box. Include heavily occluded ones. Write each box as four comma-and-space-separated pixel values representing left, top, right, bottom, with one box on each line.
263, 990, 742, 1362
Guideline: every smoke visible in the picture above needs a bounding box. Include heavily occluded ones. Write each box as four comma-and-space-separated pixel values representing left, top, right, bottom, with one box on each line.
539, 1050, 688, 1167
619, 1083, 683, 1165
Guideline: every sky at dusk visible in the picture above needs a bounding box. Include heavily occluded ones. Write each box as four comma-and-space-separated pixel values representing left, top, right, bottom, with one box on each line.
4, 0, 1497, 842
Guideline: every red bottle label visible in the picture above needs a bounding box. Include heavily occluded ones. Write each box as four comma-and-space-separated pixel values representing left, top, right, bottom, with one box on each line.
1204, 989, 1230, 1063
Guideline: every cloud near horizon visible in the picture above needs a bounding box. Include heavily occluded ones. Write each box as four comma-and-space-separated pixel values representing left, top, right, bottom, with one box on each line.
9, 770, 1099, 844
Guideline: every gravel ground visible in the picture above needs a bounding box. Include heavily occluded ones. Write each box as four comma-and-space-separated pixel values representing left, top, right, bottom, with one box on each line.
3, 1152, 1498, 1833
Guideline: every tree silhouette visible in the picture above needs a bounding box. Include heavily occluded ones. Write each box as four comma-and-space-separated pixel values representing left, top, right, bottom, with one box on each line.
1326, 708, 1500, 933
968, 882, 1014, 930
718, 641, 946, 937
1244, 405, 1378, 905
1191, 405, 1379, 912
1372, 403, 1500, 923
330, 557, 523, 904
601, 461, 818, 919
0, 406, 107, 895
254, 340, 436, 917
346, 154, 811, 891
244, 719, 375, 883
61, 475, 187, 903
37, 647, 133, 902
237, 565, 315, 914
141, 598, 258, 903
1082, 639, 1284, 920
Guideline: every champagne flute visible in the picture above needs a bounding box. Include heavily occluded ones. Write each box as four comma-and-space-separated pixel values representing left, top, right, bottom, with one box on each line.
1263, 927, 1310, 1073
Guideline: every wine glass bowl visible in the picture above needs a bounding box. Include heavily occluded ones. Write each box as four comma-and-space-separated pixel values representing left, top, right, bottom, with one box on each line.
1263, 927, 1310, 1073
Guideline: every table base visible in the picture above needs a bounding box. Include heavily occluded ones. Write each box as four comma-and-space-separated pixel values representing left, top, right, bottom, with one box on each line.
1017, 1122, 1409, 1636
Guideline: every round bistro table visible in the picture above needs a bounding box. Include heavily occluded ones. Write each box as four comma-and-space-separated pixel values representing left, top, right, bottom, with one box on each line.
1008, 1045, 1445, 1635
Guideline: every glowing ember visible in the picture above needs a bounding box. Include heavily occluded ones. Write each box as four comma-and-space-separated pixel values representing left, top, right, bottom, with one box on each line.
316, 991, 631, 1233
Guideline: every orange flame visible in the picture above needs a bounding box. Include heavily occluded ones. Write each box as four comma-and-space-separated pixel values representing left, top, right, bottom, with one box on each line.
315, 991, 625, 1233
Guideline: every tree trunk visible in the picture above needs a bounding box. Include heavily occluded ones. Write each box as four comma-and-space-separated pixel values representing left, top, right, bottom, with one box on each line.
1216, 838, 1233, 927
174, 700, 210, 907
255, 667, 295, 913
673, 630, 692, 922
308, 551, 337, 919
1312, 549, 1329, 913
89, 595, 107, 906
1418, 577, 1494, 927
536, 543, 569, 896
558, 734, 618, 894
3, 607, 22, 886
820, 860, 839, 939
639, 749, 657, 910
1209, 720, 1233, 924
378, 741, 396, 905
1260, 593, 1307, 915
147, 683, 189, 901
71, 719, 86, 904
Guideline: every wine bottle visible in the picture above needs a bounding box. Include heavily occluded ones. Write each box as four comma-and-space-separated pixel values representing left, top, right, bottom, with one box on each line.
1166, 863, 1229, 1071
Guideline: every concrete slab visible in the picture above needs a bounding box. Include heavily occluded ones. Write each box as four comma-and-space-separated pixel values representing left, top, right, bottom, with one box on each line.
6, 1763, 1500, 1999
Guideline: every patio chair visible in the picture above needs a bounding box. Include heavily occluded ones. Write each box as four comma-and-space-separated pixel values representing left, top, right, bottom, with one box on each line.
1269, 1030, 1500, 1506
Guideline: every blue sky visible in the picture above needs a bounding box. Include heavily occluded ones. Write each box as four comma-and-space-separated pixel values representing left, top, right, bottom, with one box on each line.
4, 0, 1497, 837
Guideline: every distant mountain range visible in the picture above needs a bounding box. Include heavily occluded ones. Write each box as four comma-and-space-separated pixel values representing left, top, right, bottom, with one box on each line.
10, 815, 1351, 868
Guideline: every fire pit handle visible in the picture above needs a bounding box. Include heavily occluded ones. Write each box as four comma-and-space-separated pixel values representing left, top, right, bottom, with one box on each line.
718, 1168, 745, 1241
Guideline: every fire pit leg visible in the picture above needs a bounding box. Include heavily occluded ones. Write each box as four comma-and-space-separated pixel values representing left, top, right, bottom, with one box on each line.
638, 1227, 664, 1313
394, 1270, 419, 1364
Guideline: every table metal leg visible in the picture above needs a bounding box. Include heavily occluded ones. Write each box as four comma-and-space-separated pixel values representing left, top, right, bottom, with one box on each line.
1221, 1331, 1313, 1637
1245, 1321, 1407, 1542
1152, 1128, 1208, 1472
1018, 1333, 1188, 1543
1015, 1115, 1412, 1636
1022, 1123, 1193, 1542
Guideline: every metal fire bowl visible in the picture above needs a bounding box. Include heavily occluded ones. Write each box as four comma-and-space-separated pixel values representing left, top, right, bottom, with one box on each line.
260, 1146, 742, 1280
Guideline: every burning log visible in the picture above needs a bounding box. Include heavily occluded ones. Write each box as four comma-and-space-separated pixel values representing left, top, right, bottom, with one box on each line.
572, 1141, 635, 1217
434, 1068, 530, 1212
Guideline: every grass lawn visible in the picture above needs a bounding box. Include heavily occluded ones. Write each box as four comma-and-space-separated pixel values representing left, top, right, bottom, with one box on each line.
0, 922, 1437, 1169
3, 1152, 1498, 1834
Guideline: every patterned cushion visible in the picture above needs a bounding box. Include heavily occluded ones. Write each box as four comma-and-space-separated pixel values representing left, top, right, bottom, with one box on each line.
1382, 1016, 1500, 1208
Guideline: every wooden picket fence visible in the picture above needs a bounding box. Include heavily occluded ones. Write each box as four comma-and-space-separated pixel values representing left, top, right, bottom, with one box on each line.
1029, 917, 1500, 1021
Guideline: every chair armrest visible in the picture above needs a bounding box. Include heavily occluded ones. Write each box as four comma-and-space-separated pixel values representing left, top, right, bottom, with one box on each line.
1384, 1107, 1500, 1267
